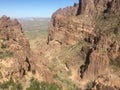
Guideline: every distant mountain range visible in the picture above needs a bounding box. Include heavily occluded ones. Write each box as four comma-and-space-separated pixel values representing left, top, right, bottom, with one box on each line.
18, 17, 50, 23
17, 17, 50, 30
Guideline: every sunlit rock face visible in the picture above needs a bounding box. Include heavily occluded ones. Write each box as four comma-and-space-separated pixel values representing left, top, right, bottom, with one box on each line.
48, 0, 120, 45
79, 0, 120, 15
48, 0, 120, 88
0, 15, 31, 81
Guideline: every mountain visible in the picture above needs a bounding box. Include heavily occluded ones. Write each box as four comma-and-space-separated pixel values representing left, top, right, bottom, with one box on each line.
0, 0, 120, 90
0, 15, 31, 81
48, 0, 120, 89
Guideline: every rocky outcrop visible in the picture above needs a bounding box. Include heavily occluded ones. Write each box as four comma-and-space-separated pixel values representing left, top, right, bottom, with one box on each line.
48, 0, 120, 86
53, 3, 79, 17
0, 15, 31, 81
48, 0, 120, 45
92, 74, 120, 90
81, 50, 109, 80
48, 3, 80, 45
78, 0, 120, 15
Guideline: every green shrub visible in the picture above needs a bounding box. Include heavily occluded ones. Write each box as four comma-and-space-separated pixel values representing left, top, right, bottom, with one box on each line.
53, 74, 79, 90
0, 51, 13, 59
1, 43, 6, 49
93, 13, 104, 29
0, 78, 22, 90
85, 81, 94, 90
26, 78, 62, 90
6, 51, 13, 57
93, 12, 120, 36
26, 79, 41, 90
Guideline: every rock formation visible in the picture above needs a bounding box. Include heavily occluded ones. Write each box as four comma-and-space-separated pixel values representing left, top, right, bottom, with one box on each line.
48, 0, 120, 89
48, 3, 80, 45
1, 0, 119, 89
0, 15, 31, 81
92, 74, 120, 90
78, 0, 120, 15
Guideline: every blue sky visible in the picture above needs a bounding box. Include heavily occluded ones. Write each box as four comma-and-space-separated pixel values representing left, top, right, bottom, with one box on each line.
0, 0, 78, 18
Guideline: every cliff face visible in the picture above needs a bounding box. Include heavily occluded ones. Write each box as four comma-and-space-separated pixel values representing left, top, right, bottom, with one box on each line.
48, 0, 120, 88
0, 16, 31, 81
78, 0, 120, 15
48, 3, 80, 45
49, 0, 120, 45
48, 0, 120, 45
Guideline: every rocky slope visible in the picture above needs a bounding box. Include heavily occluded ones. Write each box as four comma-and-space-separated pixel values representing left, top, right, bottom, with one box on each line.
0, 15, 61, 90
48, 0, 120, 89
0, 16, 31, 82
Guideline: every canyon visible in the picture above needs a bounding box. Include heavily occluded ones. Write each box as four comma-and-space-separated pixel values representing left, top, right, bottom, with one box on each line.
0, 0, 120, 90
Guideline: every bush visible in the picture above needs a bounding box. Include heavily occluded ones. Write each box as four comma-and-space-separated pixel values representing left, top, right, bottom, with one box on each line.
0, 51, 13, 59
26, 78, 62, 90
0, 78, 23, 90
85, 81, 94, 90
53, 74, 79, 90
1, 43, 6, 49
6, 51, 13, 57
26, 79, 41, 90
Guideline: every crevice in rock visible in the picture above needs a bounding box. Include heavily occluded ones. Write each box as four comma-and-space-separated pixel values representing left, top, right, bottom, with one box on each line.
25, 57, 31, 71
77, 0, 81, 15
80, 48, 93, 78
94, 36, 100, 45
104, 0, 113, 13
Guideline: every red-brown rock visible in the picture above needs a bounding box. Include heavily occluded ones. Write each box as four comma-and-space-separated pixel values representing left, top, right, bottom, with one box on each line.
0, 15, 31, 81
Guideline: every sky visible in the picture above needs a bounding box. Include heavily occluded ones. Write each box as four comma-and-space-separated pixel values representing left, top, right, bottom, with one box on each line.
0, 0, 78, 18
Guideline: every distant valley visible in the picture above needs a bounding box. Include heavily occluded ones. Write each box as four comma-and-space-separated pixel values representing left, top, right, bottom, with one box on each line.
18, 17, 50, 48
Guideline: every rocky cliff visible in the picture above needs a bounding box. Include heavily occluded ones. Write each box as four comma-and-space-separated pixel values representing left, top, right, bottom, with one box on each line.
0, 16, 31, 81
48, 3, 80, 45
78, 0, 120, 15
48, 0, 120, 45
48, 0, 120, 89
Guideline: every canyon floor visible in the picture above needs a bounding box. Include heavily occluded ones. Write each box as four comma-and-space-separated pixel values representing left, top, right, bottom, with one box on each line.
19, 18, 81, 90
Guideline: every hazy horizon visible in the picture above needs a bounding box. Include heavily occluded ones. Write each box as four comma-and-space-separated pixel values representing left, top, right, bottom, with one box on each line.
0, 0, 78, 18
